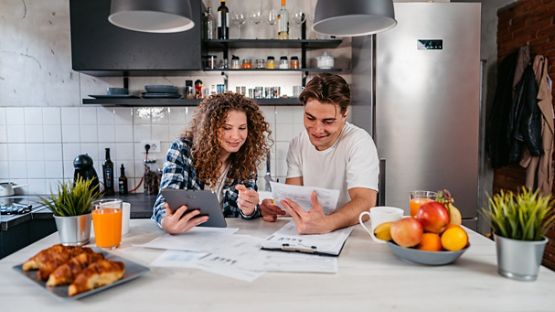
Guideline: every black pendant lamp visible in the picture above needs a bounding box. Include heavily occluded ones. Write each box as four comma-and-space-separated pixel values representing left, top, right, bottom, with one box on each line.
313, 0, 396, 37
108, 0, 194, 33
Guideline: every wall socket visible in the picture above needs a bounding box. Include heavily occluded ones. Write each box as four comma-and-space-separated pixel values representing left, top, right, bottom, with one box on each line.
141, 140, 161, 153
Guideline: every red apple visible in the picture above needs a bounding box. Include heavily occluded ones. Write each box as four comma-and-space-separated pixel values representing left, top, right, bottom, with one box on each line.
415, 201, 450, 234
390, 217, 423, 247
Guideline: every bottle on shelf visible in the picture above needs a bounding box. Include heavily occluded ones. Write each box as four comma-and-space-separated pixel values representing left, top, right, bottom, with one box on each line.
102, 148, 115, 196
118, 164, 128, 195
217, 0, 229, 40
204, 6, 215, 40
277, 0, 289, 40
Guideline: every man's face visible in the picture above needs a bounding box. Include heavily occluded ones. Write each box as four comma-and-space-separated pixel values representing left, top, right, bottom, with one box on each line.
303, 98, 348, 151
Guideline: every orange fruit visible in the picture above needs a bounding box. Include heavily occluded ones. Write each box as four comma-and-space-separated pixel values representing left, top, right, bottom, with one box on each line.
440, 225, 468, 251
418, 233, 442, 251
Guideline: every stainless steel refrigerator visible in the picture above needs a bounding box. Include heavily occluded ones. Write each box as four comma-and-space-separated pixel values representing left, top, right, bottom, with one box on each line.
351, 3, 481, 229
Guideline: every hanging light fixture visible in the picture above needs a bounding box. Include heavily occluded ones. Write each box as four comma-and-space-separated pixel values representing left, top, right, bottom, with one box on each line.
108, 0, 195, 33
313, 0, 397, 37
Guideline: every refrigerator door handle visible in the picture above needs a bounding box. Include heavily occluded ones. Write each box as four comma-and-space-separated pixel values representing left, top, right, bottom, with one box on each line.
378, 158, 386, 206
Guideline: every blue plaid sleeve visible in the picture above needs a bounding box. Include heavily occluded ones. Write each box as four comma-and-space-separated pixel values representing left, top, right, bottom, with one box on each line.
152, 139, 202, 227
223, 175, 261, 220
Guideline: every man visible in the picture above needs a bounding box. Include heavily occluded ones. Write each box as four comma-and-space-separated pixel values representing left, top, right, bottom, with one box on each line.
261, 73, 379, 234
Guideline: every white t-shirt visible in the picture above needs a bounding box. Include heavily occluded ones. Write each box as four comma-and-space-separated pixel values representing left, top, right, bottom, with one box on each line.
286, 122, 379, 208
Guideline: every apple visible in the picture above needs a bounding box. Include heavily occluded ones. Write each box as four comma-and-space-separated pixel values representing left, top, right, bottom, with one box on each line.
390, 217, 423, 247
415, 201, 450, 234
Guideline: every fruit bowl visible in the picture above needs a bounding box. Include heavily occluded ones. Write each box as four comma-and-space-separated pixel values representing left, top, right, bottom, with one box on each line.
386, 241, 469, 266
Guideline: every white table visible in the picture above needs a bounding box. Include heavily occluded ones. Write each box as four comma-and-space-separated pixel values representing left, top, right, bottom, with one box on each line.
1, 219, 554, 312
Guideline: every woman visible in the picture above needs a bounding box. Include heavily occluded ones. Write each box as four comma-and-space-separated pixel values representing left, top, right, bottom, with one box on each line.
152, 93, 271, 234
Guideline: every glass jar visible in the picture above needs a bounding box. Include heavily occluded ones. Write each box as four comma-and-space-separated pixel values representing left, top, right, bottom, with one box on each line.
290, 56, 300, 69
279, 56, 289, 69
266, 56, 276, 69
231, 55, 240, 69
256, 58, 266, 69
241, 58, 252, 69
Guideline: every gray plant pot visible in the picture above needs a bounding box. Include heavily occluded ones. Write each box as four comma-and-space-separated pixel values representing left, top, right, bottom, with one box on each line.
494, 234, 548, 281
53, 214, 92, 246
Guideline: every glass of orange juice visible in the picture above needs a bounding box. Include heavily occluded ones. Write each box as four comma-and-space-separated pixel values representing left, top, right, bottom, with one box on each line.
409, 191, 437, 217
92, 199, 122, 249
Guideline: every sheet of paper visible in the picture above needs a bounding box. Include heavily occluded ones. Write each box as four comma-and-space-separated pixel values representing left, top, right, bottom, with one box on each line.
262, 221, 353, 256
135, 227, 239, 251
270, 182, 339, 214
250, 251, 338, 273
150, 250, 208, 268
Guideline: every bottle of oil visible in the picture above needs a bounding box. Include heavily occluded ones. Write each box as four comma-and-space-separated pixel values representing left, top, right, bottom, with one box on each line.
277, 0, 289, 39
102, 148, 115, 196
217, 0, 229, 40
118, 164, 128, 195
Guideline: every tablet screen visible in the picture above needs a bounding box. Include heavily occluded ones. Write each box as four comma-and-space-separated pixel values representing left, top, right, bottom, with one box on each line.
161, 189, 227, 228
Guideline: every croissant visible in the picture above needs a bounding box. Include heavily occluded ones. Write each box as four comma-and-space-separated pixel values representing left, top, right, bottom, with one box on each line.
22, 244, 66, 271
46, 252, 105, 287
36, 247, 94, 281
68, 259, 125, 296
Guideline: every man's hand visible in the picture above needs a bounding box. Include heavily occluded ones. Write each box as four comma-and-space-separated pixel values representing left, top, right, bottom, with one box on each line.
281, 191, 332, 234
161, 203, 208, 234
235, 185, 259, 216
259, 198, 286, 222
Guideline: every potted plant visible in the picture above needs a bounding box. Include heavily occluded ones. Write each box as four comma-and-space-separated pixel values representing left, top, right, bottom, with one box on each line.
483, 188, 555, 281
41, 178, 101, 246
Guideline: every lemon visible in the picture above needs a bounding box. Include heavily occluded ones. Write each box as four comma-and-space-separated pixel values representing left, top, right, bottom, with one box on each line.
374, 222, 393, 241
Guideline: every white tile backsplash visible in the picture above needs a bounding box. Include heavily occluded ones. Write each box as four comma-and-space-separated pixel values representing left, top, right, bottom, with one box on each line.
25, 125, 44, 143
0, 124, 7, 142
6, 108, 25, 125
0, 105, 304, 191
24, 108, 43, 125
42, 107, 61, 125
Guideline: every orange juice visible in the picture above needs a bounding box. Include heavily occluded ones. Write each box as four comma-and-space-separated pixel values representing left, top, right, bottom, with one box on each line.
409, 198, 433, 217
92, 208, 122, 249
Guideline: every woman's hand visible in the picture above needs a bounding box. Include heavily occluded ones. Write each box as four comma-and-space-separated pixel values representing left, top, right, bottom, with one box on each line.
161, 202, 208, 234
235, 184, 259, 216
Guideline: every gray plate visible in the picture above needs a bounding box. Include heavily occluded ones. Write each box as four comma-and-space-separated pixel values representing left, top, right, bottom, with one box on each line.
13, 251, 150, 299
387, 241, 468, 266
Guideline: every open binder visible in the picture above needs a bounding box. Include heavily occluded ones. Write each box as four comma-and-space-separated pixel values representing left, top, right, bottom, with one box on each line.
260, 222, 353, 256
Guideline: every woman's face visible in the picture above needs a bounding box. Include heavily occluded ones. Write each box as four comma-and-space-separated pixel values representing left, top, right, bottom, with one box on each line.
217, 110, 248, 156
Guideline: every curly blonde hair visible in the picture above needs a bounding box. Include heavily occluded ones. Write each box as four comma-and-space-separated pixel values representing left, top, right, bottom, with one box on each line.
181, 93, 272, 186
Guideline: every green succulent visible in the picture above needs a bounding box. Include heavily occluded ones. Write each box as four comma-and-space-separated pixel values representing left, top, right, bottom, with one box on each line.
41, 177, 101, 217
482, 188, 555, 241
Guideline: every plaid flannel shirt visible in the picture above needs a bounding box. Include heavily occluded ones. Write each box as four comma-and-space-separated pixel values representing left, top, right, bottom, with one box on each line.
152, 138, 260, 227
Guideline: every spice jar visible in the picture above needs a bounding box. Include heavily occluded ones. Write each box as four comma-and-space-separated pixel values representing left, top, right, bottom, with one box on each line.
231, 55, 240, 69
256, 58, 266, 69
279, 56, 289, 69
266, 56, 276, 69
290, 56, 300, 69
241, 58, 252, 69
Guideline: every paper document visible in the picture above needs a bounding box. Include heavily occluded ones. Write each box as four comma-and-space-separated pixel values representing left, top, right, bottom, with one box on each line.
135, 227, 239, 251
151, 250, 208, 268
270, 182, 339, 214
258, 191, 274, 204
250, 251, 338, 273
261, 221, 353, 256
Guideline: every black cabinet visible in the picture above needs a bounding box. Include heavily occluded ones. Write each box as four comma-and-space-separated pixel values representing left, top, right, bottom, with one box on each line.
70, 0, 203, 76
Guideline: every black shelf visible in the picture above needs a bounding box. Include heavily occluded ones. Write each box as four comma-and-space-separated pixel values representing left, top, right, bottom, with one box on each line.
82, 97, 301, 106
204, 39, 342, 50
202, 68, 342, 72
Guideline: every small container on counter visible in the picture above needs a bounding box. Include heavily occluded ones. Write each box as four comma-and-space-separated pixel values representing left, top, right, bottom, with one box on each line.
266, 56, 276, 69
205, 55, 217, 69
290, 56, 300, 69
279, 56, 289, 69
241, 58, 252, 69
231, 55, 240, 69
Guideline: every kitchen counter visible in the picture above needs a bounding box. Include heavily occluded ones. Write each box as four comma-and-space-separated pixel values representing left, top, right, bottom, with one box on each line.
0, 219, 554, 311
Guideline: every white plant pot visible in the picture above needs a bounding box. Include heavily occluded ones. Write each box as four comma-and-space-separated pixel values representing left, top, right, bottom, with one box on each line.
54, 214, 91, 246
494, 234, 548, 281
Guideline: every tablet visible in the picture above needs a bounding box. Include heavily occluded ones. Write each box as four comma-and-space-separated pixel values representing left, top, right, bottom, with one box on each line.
161, 189, 227, 228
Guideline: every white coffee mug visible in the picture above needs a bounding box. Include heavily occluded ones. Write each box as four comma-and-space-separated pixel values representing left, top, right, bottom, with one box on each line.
359, 206, 404, 243
122, 202, 131, 235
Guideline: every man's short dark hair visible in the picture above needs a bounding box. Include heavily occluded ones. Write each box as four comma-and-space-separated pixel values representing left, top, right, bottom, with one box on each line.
299, 73, 350, 114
